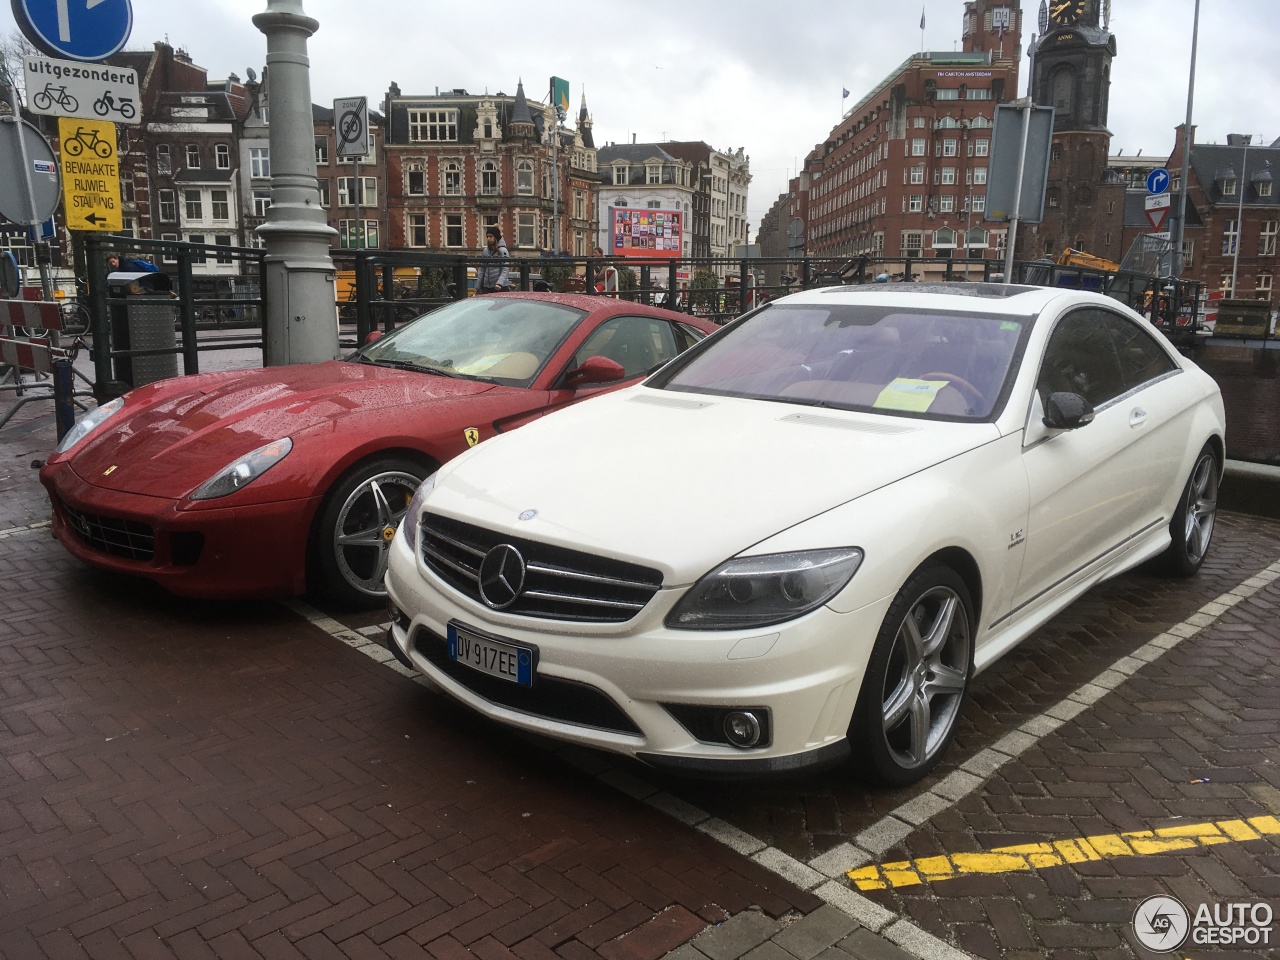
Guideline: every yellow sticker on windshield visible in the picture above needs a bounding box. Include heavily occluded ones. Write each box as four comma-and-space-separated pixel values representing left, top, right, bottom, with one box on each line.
873, 379, 947, 413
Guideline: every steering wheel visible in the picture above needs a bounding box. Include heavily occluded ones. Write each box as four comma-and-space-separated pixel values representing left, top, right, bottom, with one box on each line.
920, 371, 984, 409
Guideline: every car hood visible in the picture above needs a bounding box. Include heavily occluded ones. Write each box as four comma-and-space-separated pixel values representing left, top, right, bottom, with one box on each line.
67, 361, 498, 498
428, 386, 1000, 583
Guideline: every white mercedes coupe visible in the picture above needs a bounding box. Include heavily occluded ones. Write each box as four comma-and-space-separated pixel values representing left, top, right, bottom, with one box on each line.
383, 284, 1225, 784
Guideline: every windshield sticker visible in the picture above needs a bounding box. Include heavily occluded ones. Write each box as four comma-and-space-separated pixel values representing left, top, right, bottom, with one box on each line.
874, 378, 947, 413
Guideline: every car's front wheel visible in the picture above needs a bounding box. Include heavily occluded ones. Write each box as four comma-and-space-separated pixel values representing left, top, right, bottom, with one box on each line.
850, 564, 973, 786
1157, 443, 1220, 577
309, 457, 428, 608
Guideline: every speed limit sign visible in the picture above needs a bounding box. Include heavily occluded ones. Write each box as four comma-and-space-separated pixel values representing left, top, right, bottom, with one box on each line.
333, 96, 368, 159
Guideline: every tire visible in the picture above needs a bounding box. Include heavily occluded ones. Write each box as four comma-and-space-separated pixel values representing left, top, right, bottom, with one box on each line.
1157, 444, 1219, 577
308, 457, 428, 608
849, 564, 974, 786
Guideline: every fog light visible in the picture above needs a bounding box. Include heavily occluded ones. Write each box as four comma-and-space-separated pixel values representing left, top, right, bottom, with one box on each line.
723, 711, 762, 748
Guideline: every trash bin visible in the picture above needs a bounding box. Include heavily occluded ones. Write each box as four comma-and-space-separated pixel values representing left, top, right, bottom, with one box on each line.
107, 271, 178, 387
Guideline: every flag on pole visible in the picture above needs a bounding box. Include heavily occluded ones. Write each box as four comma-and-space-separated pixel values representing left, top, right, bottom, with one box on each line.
842, 88, 850, 98
920, 6, 926, 29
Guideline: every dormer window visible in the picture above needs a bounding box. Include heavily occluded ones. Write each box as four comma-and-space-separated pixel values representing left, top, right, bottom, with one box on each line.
1261, 181, 1274, 198
1222, 178, 1237, 196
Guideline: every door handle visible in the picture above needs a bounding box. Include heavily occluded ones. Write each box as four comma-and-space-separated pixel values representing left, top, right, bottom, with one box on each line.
1129, 408, 1148, 428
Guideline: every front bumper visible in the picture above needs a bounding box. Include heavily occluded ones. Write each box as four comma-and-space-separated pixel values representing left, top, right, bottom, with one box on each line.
384, 530, 890, 776
40, 460, 320, 599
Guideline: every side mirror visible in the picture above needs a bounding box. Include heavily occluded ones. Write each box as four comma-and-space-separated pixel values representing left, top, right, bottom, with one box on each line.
565, 355, 625, 387
1042, 391, 1095, 430
364, 329, 384, 345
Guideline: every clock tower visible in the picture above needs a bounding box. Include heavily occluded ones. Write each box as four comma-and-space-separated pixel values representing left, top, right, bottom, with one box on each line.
1018, 0, 1124, 261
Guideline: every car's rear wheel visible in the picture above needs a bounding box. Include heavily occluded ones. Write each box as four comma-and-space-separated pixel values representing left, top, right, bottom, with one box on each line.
850, 565, 973, 786
1158, 443, 1219, 577
309, 457, 427, 608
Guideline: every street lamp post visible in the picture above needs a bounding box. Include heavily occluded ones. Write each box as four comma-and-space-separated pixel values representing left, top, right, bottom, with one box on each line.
1229, 135, 1255, 298
252, 0, 340, 366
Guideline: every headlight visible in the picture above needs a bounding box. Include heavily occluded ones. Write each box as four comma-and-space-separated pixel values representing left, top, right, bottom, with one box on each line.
190, 438, 292, 501
55, 397, 124, 453
666, 548, 864, 630
401, 472, 437, 552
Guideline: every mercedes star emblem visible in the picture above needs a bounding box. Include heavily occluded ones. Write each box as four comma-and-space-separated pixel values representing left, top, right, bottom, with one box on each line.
477, 543, 527, 609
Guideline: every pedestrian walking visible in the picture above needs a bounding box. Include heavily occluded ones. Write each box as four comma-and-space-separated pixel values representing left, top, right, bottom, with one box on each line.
478, 227, 510, 294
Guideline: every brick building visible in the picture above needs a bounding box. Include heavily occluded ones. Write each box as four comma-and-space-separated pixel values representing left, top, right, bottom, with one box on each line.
1015, 0, 1126, 263
380, 83, 599, 258
766, 0, 1022, 278
311, 104, 388, 251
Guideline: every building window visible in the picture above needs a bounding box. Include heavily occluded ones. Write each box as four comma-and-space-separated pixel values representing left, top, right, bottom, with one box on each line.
1048, 192, 1060, 208
407, 170, 424, 195
974, 139, 989, 157
936, 88, 959, 101
647, 165, 661, 185
1172, 175, 1182, 192
518, 212, 536, 248
445, 213, 463, 247
908, 194, 923, 212
443, 161, 461, 196
910, 164, 925, 184
913, 117, 927, 129
215, 144, 230, 169
966, 88, 992, 100
1260, 181, 1274, 198
941, 139, 958, 157
409, 214, 427, 247
253, 189, 271, 217
517, 160, 534, 195
941, 167, 956, 185
314, 137, 328, 164
1222, 177, 1237, 197
158, 189, 176, 222
160, 232, 179, 262
317, 180, 329, 207
614, 164, 628, 186
184, 189, 203, 220
409, 109, 458, 142
1181, 240, 1195, 267
340, 220, 377, 249
211, 189, 229, 221
1258, 272, 1273, 298
187, 234, 206, 264
1261, 220, 1277, 256
250, 147, 270, 178
647, 200, 662, 209
939, 195, 955, 213
911, 138, 926, 156
480, 160, 498, 195
215, 235, 233, 264
971, 195, 985, 212
973, 167, 987, 185
185, 144, 200, 168
337, 177, 377, 207
1223, 219, 1239, 256
902, 231, 924, 257
156, 144, 171, 174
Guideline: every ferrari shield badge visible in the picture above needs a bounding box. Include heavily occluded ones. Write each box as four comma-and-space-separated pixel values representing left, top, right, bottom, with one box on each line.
464, 427, 480, 447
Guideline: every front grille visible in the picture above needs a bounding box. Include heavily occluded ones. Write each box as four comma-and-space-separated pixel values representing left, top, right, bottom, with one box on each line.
61, 501, 155, 561
414, 627, 641, 735
421, 513, 662, 623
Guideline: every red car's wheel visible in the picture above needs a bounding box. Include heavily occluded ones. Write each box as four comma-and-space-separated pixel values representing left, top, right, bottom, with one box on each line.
309, 457, 429, 608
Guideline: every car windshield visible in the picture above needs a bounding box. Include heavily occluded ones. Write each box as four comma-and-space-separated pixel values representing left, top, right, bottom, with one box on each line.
652, 302, 1030, 421
355, 297, 586, 387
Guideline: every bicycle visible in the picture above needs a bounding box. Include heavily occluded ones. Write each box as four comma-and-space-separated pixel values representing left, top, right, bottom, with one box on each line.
32, 82, 78, 113
63, 126, 113, 159
93, 90, 137, 120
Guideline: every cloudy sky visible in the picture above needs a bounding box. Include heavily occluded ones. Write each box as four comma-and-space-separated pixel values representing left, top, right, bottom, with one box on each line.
4, 0, 1277, 235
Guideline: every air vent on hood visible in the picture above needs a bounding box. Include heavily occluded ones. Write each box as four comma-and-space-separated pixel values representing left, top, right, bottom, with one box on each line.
779, 412, 919, 435
628, 393, 712, 410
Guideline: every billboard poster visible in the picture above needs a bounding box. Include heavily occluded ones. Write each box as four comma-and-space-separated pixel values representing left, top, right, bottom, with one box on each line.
610, 207, 684, 258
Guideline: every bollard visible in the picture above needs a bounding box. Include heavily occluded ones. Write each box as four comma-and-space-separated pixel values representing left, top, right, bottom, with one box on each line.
53, 358, 75, 442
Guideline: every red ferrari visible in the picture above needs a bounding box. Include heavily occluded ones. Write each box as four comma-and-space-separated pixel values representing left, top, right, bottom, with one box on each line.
40, 293, 718, 606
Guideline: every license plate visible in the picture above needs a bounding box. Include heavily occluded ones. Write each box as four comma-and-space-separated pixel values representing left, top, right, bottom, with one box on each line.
447, 622, 535, 687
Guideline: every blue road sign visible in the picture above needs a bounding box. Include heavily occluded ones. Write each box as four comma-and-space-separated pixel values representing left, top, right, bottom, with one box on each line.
1147, 167, 1171, 195
12, 0, 134, 62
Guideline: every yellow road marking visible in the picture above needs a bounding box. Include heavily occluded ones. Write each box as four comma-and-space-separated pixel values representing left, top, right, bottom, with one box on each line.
848, 815, 1280, 890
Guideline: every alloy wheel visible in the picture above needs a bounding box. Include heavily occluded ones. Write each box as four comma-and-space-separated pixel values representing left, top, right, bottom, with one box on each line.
330, 469, 421, 597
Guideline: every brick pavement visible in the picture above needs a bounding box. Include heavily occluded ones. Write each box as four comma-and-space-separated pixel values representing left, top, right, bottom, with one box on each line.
7, 374, 1280, 960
